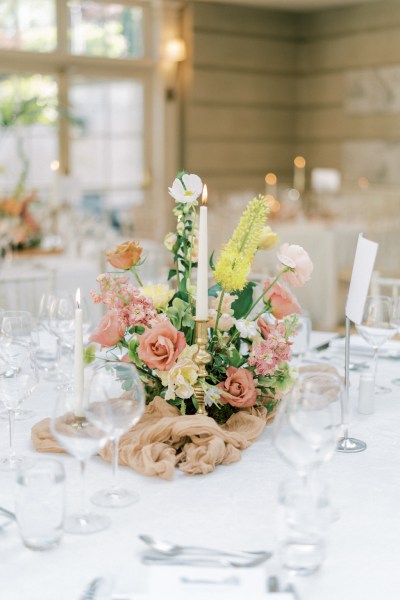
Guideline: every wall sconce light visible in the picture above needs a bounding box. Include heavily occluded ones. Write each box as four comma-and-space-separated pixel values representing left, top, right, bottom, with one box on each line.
163, 38, 187, 101
164, 38, 187, 63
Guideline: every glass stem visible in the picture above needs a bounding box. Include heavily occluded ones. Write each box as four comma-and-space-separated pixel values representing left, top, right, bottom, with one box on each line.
8, 409, 15, 459
79, 459, 87, 516
111, 436, 120, 490
373, 347, 379, 383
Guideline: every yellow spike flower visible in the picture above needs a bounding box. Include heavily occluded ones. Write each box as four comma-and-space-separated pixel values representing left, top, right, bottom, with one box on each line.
214, 195, 269, 292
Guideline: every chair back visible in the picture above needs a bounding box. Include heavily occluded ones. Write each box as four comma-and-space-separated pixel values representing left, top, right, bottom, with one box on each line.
370, 272, 400, 300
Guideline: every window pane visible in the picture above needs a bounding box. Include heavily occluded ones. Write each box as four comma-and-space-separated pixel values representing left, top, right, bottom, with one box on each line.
70, 77, 145, 210
68, 1, 144, 58
0, 74, 58, 196
0, 0, 56, 52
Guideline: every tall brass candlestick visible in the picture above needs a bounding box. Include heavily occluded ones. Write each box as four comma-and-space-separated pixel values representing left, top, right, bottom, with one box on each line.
193, 319, 211, 415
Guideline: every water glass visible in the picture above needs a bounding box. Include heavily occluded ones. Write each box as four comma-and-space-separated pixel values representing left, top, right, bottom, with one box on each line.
15, 458, 65, 551
292, 311, 311, 360
277, 478, 330, 575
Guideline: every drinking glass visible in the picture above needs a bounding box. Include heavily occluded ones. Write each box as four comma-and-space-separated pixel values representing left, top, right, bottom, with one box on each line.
15, 458, 65, 550
51, 390, 110, 534
0, 351, 39, 470
356, 295, 397, 394
273, 370, 342, 482
0, 310, 38, 421
292, 311, 311, 361
277, 477, 330, 576
391, 297, 400, 386
35, 293, 60, 380
85, 361, 145, 508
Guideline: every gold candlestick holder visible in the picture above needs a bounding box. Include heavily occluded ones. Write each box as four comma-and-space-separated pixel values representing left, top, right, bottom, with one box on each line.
193, 319, 211, 415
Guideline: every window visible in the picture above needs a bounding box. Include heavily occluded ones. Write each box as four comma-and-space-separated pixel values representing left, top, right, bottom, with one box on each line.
0, 0, 153, 216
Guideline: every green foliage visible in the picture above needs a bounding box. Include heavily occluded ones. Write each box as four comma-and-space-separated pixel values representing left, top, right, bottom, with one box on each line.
83, 344, 97, 365
231, 282, 256, 318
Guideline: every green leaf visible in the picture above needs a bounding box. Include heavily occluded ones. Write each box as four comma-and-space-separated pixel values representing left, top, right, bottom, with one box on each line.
208, 283, 221, 298
209, 250, 216, 271
231, 282, 256, 318
168, 268, 177, 281
83, 344, 97, 365
226, 347, 242, 368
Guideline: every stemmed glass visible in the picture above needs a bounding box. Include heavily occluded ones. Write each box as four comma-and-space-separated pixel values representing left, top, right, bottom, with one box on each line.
0, 319, 39, 470
0, 310, 37, 421
273, 370, 342, 485
356, 295, 397, 394
390, 297, 400, 386
51, 390, 110, 534
85, 361, 145, 508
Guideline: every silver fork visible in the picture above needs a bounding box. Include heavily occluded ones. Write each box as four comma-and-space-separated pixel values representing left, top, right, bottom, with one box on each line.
142, 551, 272, 568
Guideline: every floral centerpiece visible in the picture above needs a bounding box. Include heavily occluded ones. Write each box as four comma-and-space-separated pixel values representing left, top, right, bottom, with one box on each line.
0, 190, 41, 251
88, 172, 313, 425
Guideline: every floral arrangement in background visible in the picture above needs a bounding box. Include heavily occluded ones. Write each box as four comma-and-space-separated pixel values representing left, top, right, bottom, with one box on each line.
0, 190, 41, 250
88, 172, 313, 424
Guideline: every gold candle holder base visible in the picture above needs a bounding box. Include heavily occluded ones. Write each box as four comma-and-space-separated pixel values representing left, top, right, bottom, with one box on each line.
69, 415, 88, 430
193, 319, 211, 415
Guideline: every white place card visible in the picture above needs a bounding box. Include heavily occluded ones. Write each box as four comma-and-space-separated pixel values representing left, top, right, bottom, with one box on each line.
345, 233, 378, 325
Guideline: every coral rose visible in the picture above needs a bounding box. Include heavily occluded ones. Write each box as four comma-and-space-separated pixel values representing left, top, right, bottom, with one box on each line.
106, 241, 142, 270
89, 310, 126, 348
217, 366, 257, 408
263, 279, 301, 319
277, 243, 313, 287
138, 320, 186, 371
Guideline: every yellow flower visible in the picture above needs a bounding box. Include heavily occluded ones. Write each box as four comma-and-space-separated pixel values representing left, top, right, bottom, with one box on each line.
157, 345, 199, 400
258, 226, 279, 250
214, 195, 269, 291
140, 284, 174, 310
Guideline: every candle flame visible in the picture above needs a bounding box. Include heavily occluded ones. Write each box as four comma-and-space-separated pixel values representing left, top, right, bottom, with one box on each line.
202, 184, 208, 205
294, 156, 306, 169
76, 288, 81, 308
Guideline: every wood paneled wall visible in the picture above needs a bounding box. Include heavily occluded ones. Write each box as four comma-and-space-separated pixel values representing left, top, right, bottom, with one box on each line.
183, 0, 400, 194
183, 2, 298, 195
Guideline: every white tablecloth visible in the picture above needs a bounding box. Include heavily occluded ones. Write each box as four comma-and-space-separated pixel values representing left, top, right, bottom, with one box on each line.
1, 333, 400, 599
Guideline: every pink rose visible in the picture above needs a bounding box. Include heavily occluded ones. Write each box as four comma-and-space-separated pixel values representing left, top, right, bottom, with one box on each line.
263, 279, 301, 319
277, 243, 313, 287
217, 366, 257, 408
89, 309, 126, 348
138, 320, 186, 371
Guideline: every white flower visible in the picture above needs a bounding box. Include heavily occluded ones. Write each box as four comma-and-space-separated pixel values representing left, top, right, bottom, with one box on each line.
168, 174, 203, 205
235, 319, 259, 340
157, 345, 199, 400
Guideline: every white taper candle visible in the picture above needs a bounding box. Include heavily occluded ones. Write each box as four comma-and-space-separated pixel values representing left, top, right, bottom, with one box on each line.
74, 288, 84, 417
195, 184, 209, 320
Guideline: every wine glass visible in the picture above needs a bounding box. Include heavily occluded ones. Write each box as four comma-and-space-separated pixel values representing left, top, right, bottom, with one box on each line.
85, 361, 145, 508
273, 370, 342, 483
35, 292, 60, 380
356, 295, 397, 394
51, 390, 110, 534
0, 350, 39, 470
0, 310, 37, 421
391, 297, 400, 386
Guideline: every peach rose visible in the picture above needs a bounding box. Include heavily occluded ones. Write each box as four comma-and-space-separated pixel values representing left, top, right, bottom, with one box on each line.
277, 243, 313, 287
263, 279, 301, 319
138, 320, 186, 371
217, 366, 257, 408
89, 310, 126, 348
106, 241, 142, 270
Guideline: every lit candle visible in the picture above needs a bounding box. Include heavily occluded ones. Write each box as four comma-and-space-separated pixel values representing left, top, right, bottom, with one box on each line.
74, 288, 84, 417
196, 184, 209, 320
293, 156, 306, 194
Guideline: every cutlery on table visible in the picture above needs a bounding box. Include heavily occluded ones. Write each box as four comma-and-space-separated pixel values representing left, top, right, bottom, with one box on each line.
79, 577, 106, 600
139, 533, 270, 559
141, 552, 272, 568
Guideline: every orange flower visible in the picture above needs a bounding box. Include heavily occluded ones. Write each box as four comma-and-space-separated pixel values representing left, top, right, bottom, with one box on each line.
106, 241, 143, 270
